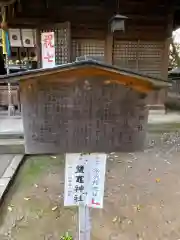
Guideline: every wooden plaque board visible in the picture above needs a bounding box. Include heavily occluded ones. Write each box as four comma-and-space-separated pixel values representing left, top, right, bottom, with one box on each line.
20, 77, 148, 154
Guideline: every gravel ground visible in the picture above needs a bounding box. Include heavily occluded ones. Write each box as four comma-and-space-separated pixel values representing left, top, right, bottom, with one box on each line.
0, 131, 180, 239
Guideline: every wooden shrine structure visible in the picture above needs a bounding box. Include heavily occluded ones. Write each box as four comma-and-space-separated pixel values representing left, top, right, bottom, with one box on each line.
0, 60, 170, 153
0, 0, 179, 108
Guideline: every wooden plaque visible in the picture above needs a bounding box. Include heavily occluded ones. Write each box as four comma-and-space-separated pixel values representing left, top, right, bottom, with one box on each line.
21, 77, 148, 154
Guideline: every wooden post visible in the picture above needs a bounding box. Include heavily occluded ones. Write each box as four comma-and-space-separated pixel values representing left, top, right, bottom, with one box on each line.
36, 28, 41, 68
160, 13, 173, 108
66, 21, 71, 63
17, 86, 21, 113
162, 12, 173, 79
162, 38, 170, 80
78, 204, 91, 240
159, 37, 171, 106
105, 32, 113, 64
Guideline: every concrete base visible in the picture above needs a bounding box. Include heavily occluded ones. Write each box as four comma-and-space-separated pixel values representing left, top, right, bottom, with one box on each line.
0, 117, 23, 134
0, 139, 24, 154
147, 104, 165, 110
149, 110, 166, 115
148, 104, 165, 115
0, 155, 24, 201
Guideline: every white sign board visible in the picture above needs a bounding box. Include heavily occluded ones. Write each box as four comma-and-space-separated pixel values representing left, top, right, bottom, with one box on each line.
22, 29, 35, 47
64, 153, 107, 209
41, 32, 55, 68
9, 28, 22, 47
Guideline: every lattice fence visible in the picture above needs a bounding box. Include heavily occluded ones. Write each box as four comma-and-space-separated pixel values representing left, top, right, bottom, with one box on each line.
40, 22, 71, 65
113, 40, 164, 78
138, 41, 164, 77
71, 39, 105, 61
113, 41, 138, 71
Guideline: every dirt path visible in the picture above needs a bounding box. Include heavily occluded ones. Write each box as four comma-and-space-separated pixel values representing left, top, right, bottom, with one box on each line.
0, 132, 180, 239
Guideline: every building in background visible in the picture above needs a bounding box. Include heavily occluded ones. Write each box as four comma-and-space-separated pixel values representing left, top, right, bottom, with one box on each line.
0, 28, 37, 71
0, 28, 37, 110
0, 0, 180, 110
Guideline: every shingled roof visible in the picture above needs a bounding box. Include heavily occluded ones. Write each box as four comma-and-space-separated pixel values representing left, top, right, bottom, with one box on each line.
0, 60, 170, 92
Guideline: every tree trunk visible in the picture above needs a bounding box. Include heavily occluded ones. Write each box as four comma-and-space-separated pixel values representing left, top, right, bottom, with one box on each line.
171, 37, 180, 67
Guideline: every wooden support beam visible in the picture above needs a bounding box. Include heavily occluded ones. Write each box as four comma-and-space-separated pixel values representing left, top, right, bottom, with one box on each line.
11, 4, 168, 23
162, 13, 173, 79
162, 38, 171, 79
36, 28, 41, 68
105, 32, 113, 64
8, 17, 52, 26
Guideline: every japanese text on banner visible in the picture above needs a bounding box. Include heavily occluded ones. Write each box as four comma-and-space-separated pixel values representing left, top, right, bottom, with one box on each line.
41, 32, 55, 68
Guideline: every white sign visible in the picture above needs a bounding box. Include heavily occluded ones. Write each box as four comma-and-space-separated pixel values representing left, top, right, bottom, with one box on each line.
41, 32, 55, 68
9, 28, 22, 47
22, 29, 35, 47
64, 153, 107, 209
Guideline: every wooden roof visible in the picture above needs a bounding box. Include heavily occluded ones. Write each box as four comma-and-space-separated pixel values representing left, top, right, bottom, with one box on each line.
0, 0, 15, 5
0, 60, 171, 93
0, 0, 178, 30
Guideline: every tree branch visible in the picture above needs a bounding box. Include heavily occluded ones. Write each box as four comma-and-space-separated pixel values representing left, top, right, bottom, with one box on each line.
170, 37, 180, 67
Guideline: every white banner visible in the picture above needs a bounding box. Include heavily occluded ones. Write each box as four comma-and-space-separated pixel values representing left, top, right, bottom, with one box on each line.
41, 32, 55, 68
64, 153, 107, 209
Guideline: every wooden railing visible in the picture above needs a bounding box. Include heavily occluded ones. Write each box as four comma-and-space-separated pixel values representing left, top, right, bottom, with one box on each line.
0, 85, 20, 109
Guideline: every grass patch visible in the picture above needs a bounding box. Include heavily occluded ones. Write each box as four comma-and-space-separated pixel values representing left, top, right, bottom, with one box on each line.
14, 155, 64, 189
0, 154, 77, 240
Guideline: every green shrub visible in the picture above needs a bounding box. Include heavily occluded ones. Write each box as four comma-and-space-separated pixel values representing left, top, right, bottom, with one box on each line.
60, 232, 73, 240
165, 101, 180, 111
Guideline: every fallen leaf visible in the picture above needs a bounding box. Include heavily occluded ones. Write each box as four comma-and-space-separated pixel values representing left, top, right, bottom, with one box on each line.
156, 178, 161, 183
8, 206, 13, 212
17, 216, 24, 221
127, 220, 133, 225
137, 233, 143, 240
12, 223, 16, 228
134, 205, 141, 212
112, 216, 118, 223
127, 160, 133, 163
52, 206, 58, 211
24, 197, 30, 201
137, 205, 141, 212
166, 220, 171, 224
44, 188, 48, 192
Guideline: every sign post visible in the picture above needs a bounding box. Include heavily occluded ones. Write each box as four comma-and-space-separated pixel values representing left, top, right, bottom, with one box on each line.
78, 204, 91, 240
64, 153, 107, 240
